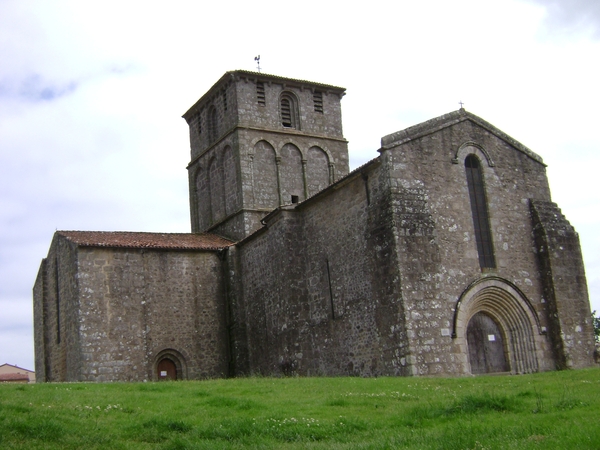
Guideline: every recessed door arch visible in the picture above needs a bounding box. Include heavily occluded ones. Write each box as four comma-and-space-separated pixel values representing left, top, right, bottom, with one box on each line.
453, 277, 541, 374
153, 349, 187, 381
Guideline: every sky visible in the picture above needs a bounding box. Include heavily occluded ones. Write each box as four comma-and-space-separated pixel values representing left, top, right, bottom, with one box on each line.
1, 0, 599, 372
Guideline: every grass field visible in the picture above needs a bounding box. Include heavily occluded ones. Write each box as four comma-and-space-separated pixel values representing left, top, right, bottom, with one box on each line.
1, 368, 599, 449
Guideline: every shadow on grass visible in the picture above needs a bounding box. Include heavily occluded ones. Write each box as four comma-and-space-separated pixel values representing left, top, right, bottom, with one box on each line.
400, 392, 523, 428
131, 418, 193, 444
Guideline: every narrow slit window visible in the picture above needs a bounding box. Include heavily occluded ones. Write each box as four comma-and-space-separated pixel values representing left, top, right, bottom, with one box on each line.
313, 91, 323, 113
223, 90, 228, 111
256, 82, 265, 106
465, 154, 496, 269
208, 106, 218, 143
55, 258, 61, 344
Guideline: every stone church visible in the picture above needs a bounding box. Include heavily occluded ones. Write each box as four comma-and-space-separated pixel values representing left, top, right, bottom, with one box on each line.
34, 71, 595, 382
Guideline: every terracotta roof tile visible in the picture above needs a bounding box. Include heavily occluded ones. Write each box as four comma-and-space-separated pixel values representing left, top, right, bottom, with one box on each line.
0, 373, 30, 382
57, 231, 233, 251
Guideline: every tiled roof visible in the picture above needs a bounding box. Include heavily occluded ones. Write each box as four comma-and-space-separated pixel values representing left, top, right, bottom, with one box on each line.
0, 373, 30, 382
57, 231, 233, 251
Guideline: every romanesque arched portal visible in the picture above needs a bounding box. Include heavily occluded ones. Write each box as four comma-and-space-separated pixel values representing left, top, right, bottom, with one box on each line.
453, 277, 541, 374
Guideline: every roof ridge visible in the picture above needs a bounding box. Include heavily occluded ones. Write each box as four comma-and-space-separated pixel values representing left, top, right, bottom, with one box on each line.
56, 230, 234, 251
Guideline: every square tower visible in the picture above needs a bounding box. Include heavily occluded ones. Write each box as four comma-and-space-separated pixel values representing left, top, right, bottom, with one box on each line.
183, 71, 349, 240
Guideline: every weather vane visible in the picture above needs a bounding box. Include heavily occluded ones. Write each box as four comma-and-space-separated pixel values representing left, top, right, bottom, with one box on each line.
254, 55, 261, 73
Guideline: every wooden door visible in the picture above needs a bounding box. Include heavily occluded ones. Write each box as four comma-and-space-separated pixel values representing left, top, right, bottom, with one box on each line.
467, 312, 509, 374
157, 358, 177, 381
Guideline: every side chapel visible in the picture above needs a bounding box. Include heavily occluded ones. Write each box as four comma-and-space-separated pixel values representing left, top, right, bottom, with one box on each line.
33, 71, 596, 382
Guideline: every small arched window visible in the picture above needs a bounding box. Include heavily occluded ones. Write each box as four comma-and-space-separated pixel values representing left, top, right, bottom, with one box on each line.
465, 154, 495, 269
280, 93, 299, 129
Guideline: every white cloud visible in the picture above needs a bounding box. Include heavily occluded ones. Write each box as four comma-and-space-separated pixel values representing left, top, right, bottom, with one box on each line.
523, 0, 600, 39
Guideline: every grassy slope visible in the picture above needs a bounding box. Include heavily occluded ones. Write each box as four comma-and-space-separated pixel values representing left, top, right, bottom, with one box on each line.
1, 368, 599, 449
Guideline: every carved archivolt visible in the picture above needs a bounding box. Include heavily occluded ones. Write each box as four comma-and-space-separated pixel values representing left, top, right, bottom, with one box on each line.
453, 277, 540, 374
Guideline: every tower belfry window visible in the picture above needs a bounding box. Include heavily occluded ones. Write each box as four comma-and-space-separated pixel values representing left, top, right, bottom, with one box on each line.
465, 154, 495, 269
281, 98, 292, 126
256, 82, 265, 106
280, 93, 298, 129
313, 91, 323, 113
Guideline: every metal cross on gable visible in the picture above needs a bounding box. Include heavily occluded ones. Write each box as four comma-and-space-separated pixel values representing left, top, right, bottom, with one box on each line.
459, 100, 464, 109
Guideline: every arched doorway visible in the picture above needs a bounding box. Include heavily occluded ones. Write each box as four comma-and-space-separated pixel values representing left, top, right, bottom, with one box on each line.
153, 349, 187, 381
453, 277, 542, 375
467, 312, 509, 374
157, 358, 177, 381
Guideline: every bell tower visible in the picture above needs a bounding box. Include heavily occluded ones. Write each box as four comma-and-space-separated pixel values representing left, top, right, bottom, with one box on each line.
183, 71, 349, 241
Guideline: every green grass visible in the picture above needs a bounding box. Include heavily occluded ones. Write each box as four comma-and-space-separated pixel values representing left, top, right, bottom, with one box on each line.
1, 368, 600, 449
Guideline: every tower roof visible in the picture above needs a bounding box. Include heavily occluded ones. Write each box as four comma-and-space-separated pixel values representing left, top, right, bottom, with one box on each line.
183, 70, 346, 120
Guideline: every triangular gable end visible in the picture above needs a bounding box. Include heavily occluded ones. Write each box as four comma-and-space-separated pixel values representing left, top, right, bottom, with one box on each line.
380, 109, 545, 166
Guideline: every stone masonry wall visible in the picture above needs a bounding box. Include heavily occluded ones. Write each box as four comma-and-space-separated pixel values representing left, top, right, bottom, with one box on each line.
43, 241, 228, 382
233, 76, 345, 139
186, 73, 349, 241
235, 163, 411, 377
380, 117, 559, 375
33, 261, 46, 381
531, 200, 596, 368
33, 236, 81, 382
195, 128, 350, 241
187, 78, 238, 161
233, 114, 584, 378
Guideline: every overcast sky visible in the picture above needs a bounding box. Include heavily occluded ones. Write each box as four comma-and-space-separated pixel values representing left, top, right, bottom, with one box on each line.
1, 0, 599, 372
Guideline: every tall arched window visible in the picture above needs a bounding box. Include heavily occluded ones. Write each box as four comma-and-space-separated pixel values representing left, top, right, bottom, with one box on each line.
280, 93, 299, 129
465, 154, 495, 269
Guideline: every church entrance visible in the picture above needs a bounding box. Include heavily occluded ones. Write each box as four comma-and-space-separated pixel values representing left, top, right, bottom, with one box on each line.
454, 278, 540, 374
157, 358, 177, 381
467, 312, 509, 374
